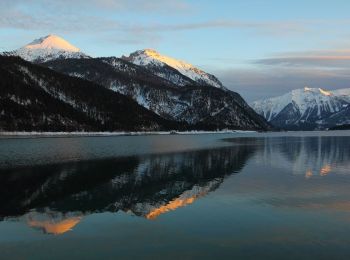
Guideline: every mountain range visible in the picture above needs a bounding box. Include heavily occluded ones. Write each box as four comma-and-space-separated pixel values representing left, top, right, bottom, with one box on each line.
251, 87, 350, 130
1, 34, 270, 132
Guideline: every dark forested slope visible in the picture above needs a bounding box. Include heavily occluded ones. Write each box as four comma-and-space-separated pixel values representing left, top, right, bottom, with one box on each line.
0, 56, 184, 131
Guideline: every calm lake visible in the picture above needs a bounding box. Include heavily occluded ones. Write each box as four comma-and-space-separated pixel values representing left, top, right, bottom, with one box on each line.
1, 131, 350, 259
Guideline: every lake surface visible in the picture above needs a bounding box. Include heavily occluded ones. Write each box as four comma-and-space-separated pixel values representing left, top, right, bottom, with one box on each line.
1, 131, 350, 259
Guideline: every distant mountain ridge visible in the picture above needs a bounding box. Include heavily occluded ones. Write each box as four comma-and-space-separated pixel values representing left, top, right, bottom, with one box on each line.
251, 87, 350, 130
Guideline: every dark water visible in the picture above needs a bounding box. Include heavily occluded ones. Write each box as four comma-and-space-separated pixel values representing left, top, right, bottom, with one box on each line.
1, 131, 350, 259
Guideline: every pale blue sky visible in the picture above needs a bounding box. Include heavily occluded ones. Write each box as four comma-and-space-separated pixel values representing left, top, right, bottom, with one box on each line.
2, 0, 350, 101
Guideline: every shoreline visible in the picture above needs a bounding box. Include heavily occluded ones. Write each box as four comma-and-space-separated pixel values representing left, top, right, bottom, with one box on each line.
0, 130, 257, 138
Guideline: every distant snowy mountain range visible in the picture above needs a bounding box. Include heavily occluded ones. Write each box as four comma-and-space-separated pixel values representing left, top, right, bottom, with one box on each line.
1, 34, 270, 131
251, 87, 350, 130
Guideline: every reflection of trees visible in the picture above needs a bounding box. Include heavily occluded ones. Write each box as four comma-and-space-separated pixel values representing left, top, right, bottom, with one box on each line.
0, 145, 255, 225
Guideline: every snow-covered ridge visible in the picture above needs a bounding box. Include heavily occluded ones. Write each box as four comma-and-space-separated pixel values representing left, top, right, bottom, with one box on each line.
251, 87, 350, 120
251, 87, 350, 129
124, 49, 226, 89
4, 34, 89, 62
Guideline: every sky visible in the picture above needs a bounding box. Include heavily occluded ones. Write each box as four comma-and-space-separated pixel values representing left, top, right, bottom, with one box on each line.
1, 0, 350, 101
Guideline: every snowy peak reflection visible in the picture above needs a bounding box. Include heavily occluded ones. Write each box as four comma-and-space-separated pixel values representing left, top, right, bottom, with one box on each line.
227, 136, 350, 177
26, 212, 82, 235
143, 180, 219, 220
0, 145, 255, 233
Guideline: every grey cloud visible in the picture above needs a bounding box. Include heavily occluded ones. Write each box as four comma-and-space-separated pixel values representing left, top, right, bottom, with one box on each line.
236, 49, 350, 101
0, 8, 123, 33
256, 50, 350, 68
2, 1, 350, 38
0, 13, 308, 36
0, 10, 51, 29
126, 20, 308, 36
0, 0, 308, 36
0, 0, 190, 13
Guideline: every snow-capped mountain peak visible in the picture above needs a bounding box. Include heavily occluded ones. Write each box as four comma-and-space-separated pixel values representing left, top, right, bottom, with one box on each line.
123, 49, 226, 89
24, 34, 80, 52
130, 48, 198, 70
4, 34, 89, 63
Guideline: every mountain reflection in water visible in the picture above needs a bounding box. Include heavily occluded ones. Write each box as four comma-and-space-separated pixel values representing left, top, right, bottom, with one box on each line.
27, 214, 82, 235
226, 136, 350, 177
1, 135, 350, 235
0, 144, 254, 234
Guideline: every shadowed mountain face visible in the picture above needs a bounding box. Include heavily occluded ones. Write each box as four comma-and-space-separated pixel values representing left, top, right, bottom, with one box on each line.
0, 145, 255, 233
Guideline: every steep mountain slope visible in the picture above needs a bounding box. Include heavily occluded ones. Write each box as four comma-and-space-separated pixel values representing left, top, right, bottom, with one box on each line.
251, 87, 350, 130
44, 57, 270, 130
3, 35, 89, 63
123, 49, 226, 89
0, 56, 183, 131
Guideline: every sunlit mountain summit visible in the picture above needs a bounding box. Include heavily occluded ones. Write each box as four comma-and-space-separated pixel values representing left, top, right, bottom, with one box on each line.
123, 49, 226, 89
4, 34, 89, 62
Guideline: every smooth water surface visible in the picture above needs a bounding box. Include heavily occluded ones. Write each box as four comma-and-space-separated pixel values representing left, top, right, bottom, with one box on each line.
1, 131, 350, 259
